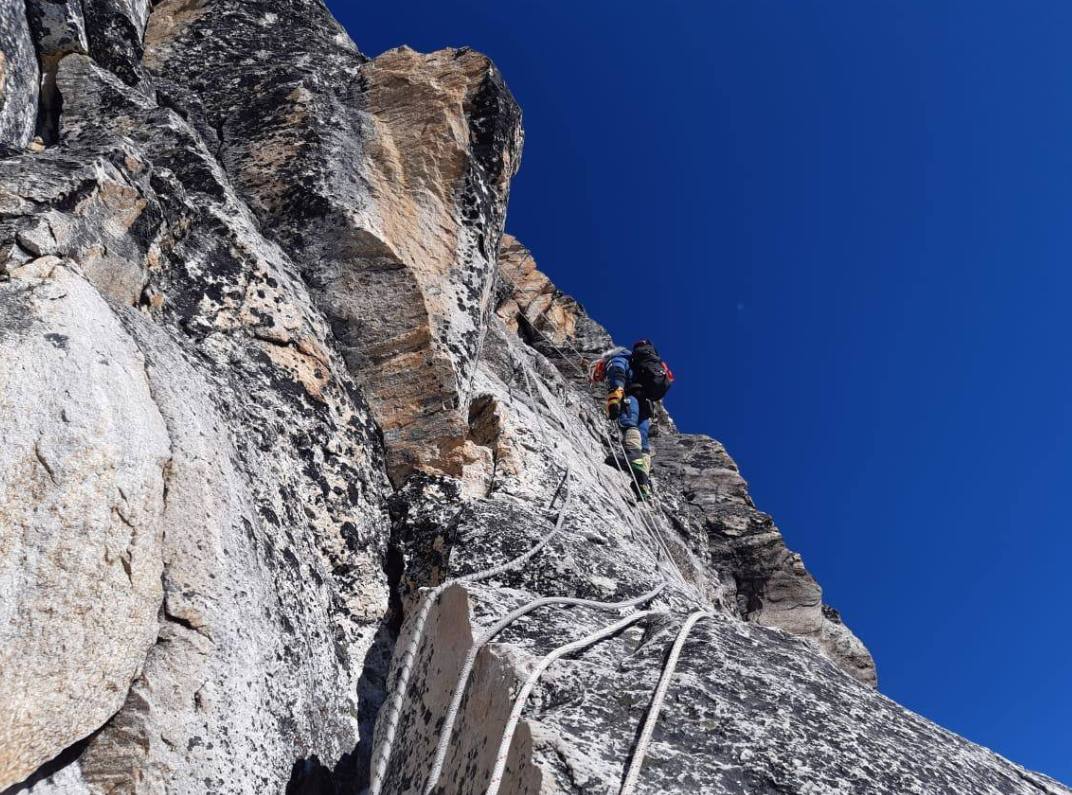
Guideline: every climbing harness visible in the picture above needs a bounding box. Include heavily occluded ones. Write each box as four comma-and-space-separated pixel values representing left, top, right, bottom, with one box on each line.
367, 467, 574, 795
619, 610, 715, 795
422, 584, 666, 794
485, 609, 668, 795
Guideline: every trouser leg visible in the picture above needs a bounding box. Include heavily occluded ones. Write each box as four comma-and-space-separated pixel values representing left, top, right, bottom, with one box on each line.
619, 396, 651, 496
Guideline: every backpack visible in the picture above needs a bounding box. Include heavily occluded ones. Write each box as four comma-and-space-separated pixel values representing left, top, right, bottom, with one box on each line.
629, 343, 674, 401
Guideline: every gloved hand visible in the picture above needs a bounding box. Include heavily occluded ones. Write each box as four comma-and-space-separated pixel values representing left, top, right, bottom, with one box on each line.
606, 387, 624, 419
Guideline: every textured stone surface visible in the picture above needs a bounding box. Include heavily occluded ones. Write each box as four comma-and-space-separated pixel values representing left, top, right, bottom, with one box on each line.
496, 233, 579, 344
0, 1, 1068, 794
26, 0, 87, 58
143, 0, 522, 484
0, 0, 38, 149
0, 259, 170, 787
81, 0, 150, 84
1, 17, 390, 792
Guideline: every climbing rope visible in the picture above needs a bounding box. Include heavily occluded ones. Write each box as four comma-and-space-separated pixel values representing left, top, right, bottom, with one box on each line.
518, 355, 667, 574
368, 468, 573, 795
374, 314, 708, 794
422, 583, 666, 794
519, 356, 676, 589
618, 610, 715, 795
520, 360, 560, 457
514, 357, 626, 527
539, 359, 694, 601
516, 318, 700, 600
508, 325, 731, 795
484, 608, 668, 795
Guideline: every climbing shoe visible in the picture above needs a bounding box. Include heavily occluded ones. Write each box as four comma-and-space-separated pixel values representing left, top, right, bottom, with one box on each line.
630, 478, 652, 503
606, 387, 624, 419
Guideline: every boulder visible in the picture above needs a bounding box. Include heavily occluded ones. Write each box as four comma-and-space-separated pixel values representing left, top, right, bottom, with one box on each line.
0, 259, 170, 789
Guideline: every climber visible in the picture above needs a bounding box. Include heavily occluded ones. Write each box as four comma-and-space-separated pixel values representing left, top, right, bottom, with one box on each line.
590, 339, 674, 501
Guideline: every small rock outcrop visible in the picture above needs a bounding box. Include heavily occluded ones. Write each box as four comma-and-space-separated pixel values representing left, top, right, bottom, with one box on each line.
0, 1, 1066, 794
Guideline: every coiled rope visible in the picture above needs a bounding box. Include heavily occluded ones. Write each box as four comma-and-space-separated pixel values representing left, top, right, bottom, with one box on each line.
368, 467, 573, 795
619, 609, 715, 795
485, 609, 668, 795
422, 583, 666, 794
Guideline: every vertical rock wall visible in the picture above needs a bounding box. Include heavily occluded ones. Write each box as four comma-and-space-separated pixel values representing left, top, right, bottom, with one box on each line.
0, 1, 1067, 794
142, 0, 522, 486
1, 15, 393, 791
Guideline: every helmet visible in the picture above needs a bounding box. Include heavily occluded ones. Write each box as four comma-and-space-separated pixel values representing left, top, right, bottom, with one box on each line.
633, 338, 653, 349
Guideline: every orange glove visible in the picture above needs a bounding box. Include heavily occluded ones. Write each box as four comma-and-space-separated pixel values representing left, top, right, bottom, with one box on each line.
606, 387, 624, 419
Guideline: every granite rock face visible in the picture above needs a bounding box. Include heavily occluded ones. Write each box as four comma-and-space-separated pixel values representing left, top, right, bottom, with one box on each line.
0, 0, 38, 149
1, 23, 390, 793
142, 0, 521, 486
0, 258, 169, 787
0, 1, 1067, 794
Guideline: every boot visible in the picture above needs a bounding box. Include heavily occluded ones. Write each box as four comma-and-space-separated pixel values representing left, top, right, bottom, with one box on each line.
629, 453, 651, 502
630, 479, 652, 502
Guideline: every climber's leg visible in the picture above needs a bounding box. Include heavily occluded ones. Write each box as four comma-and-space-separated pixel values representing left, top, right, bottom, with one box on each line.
619, 396, 651, 500
637, 417, 652, 498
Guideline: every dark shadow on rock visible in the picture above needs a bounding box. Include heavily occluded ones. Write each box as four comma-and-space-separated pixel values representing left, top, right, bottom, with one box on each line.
286, 619, 399, 795
352, 620, 398, 790
286, 755, 342, 795
297, 530, 405, 794
1, 731, 94, 795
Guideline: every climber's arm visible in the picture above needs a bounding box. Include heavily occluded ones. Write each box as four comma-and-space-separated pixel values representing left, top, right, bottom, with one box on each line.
605, 354, 630, 390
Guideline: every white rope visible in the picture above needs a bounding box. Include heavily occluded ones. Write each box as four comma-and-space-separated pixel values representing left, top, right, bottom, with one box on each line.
485, 609, 667, 795
368, 469, 573, 795
518, 344, 704, 626
548, 327, 707, 600
520, 360, 558, 457
515, 319, 702, 601
372, 318, 700, 794
593, 414, 690, 591
619, 610, 715, 795
512, 327, 730, 795
518, 356, 674, 588
422, 584, 666, 794
517, 359, 673, 598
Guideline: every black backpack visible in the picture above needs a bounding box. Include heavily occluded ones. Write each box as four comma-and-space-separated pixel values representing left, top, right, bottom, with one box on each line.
629, 343, 673, 401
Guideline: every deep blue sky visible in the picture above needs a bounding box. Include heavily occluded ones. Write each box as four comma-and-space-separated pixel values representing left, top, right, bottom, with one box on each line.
327, 1, 1071, 783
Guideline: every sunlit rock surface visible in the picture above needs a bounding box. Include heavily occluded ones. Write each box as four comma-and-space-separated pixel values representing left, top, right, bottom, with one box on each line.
0, 0, 38, 149
0, 1, 1067, 793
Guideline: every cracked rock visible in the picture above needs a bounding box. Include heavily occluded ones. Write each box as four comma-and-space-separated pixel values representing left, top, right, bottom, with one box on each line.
0, 2, 1066, 794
